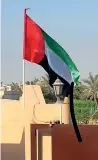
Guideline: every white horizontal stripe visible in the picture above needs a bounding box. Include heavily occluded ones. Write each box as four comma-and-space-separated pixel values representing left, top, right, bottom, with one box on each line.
45, 42, 72, 84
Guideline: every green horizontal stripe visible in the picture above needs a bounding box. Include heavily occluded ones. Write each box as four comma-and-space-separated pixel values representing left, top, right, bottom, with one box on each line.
42, 29, 80, 84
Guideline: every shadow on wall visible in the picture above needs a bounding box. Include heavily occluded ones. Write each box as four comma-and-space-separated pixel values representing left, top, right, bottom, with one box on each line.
1, 132, 25, 160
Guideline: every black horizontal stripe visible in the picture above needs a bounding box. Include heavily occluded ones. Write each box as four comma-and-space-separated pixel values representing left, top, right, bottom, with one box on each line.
38, 55, 70, 97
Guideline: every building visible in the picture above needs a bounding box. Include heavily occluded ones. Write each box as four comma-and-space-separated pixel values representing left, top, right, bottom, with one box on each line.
1, 85, 69, 160
0, 84, 21, 100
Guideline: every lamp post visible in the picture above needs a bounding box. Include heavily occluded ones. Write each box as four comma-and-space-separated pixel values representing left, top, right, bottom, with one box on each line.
53, 78, 64, 124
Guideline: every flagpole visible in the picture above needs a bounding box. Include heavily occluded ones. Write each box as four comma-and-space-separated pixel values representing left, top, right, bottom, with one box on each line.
22, 9, 26, 108
23, 59, 25, 108
22, 8, 30, 108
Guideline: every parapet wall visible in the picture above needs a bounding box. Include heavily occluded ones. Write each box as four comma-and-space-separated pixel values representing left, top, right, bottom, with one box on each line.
1, 85, 64, 160
1, 85, 60, 142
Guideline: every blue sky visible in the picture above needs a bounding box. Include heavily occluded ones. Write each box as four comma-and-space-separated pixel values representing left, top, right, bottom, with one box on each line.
1, 0, 98, 84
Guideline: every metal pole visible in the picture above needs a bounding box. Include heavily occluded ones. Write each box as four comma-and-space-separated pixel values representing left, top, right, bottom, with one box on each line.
22, 8, 30, 108
23, 60, 25, 108
60, 104, 62, 124
22, 9, 26, 108
36, 129, 39, 160
56, 96, 62, 124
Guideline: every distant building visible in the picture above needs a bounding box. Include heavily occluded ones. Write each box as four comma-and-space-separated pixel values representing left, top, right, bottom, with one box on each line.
0, 84, 21, 100
0, 84, 11, 91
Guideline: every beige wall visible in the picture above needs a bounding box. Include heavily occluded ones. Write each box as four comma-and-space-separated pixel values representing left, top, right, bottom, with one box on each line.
1, 85, 62, 160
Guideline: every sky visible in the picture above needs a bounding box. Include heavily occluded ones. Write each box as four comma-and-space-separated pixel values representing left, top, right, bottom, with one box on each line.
1, 0, 98, 84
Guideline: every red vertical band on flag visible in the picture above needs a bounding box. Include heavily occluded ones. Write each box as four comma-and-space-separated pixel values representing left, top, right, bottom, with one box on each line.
23, 11, 45, 63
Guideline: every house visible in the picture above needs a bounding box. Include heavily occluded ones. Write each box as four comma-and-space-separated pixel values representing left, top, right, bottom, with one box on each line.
1, 85, 69, 160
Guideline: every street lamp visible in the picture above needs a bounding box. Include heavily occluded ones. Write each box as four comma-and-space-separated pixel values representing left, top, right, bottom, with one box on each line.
53, 78, 64, 124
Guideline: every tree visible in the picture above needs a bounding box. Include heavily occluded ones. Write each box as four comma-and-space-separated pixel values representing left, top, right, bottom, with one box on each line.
10, 82, 22, 98
73, 81, 85, 100
25, 79, 39, 85
11, 82, 20, 91
31, 78, 39, 85
83, 73, 98, 107
37, 75, 56, 103
25, 81, 30, 85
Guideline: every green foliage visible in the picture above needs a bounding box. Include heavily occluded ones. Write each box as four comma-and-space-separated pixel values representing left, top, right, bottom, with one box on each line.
11, 82, 22, 92
25, 79, 39, 85
83, 73, 98, 106
10, 82, 22, 99
92, 111, 98, 119
74, 100, 97, 123
32, 78, 39, 84
73, 82, 85, 99
41, 86, 56, 103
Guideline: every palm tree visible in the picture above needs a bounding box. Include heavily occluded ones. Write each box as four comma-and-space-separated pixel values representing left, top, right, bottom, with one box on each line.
74, 81, 85, 99
11, 82, 22, 92
10, 82, 22, 98
83, 73, 98, 106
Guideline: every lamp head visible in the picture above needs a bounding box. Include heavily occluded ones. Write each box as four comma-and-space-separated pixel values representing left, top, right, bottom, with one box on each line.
53, 78, 64, 96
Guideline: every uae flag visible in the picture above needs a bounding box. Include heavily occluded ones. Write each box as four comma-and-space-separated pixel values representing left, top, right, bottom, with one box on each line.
23, 10, 80, 96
